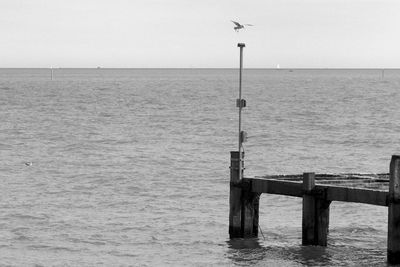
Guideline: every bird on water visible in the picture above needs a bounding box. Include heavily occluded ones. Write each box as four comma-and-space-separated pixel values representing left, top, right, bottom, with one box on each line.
24, 162, 33, 166
231, 20, 253, 32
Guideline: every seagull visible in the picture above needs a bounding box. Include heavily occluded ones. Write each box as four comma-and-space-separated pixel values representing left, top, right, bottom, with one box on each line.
231, 20, 253, 32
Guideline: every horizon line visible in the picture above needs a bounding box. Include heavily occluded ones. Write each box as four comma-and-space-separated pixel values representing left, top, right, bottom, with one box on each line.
0, 67, 398, 70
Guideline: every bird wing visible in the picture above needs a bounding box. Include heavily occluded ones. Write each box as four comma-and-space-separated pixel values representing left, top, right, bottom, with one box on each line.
231, 20, 242, 27
244, 24, 254, 26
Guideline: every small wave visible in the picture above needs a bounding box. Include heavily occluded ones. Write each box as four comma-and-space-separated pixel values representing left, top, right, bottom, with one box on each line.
98, 112, 113, 118
0, 143, 13, 150
109, 250, 138, 258
16, 235, 33, 242
9, 213, 49, 221
28, 244, 80, 252
10, 227, 30, 233
332, 225, 382, 235
68, 237, 107, 246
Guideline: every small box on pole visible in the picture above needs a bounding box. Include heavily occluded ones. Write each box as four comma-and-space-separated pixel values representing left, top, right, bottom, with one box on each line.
236, 99, 246, 108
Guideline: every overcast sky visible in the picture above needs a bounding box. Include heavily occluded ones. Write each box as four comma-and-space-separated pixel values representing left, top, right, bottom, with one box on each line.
1, 0, 400, 68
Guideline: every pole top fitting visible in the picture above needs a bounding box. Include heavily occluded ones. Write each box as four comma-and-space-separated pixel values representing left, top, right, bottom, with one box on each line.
237, 43, 246, 48
392, 155, 400, 161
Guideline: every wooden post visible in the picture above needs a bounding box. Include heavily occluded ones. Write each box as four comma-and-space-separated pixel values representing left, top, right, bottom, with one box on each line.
388, 155, 400, 264
302, 172, 316, 245
229, 151, 243, 238
302, 172, 330, 246
315, 194, 330, 246
242, 180, 260, 237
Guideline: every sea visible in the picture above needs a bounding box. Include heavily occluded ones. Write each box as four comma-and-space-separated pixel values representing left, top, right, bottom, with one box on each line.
1, 68, 400, 266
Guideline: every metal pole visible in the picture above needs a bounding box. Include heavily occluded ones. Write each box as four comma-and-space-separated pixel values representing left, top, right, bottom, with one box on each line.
238, 43, 245, 181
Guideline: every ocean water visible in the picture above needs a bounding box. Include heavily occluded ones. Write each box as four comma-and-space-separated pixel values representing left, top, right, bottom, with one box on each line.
1, 68, 400, 266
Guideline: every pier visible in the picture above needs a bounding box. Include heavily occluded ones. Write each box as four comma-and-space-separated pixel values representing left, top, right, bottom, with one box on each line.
229, 42, 400, 264
229, 153, 400, 264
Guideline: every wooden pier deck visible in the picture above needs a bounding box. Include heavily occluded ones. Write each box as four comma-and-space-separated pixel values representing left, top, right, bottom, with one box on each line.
229, 152, 400, 264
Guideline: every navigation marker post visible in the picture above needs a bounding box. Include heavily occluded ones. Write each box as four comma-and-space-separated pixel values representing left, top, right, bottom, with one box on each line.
229, 43, 251, 238
237, 43, 247, 181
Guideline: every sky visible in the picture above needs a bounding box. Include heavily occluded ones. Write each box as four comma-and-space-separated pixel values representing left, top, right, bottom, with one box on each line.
1, 0, 400, 68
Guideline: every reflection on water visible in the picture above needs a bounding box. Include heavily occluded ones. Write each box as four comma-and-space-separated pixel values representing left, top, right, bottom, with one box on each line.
227, 238, 264, 250
226, 237, 333, 266
291, 246, 332, 266
226, 238, 270, 266
225, 238, 388, 267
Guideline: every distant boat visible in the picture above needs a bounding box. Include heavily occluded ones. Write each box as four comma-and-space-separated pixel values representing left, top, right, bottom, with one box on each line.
276, 64, 280, 69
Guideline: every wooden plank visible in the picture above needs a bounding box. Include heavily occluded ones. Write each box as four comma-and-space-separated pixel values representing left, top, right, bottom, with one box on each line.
257, 175, 303, 181
319, 185, 388, 206
256, 173, 389, 182
316, 179, 389, 184
246, 177, 388, 206
248, 178, 303, 197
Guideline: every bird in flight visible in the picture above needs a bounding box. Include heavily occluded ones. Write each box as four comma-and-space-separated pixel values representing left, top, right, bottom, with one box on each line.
231, 20, 253, 32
